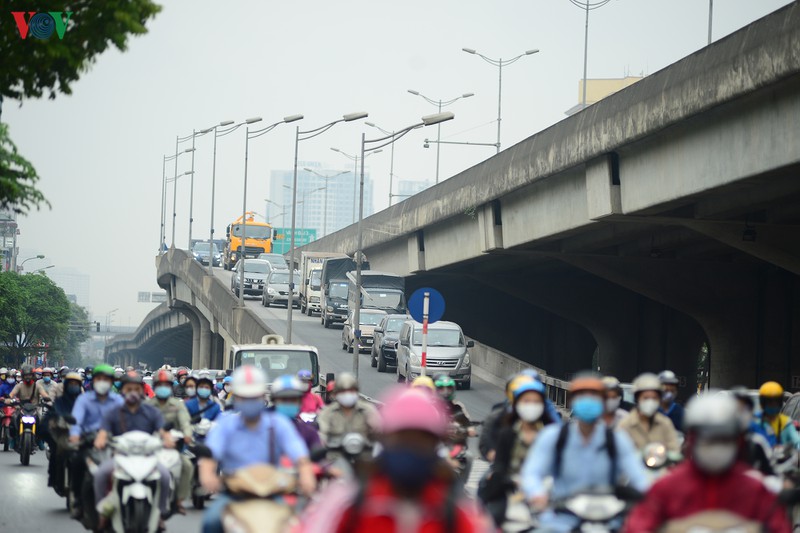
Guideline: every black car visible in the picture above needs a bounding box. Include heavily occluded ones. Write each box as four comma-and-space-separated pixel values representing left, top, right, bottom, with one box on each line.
192, 242, 221, 267
371, 314, 411, 372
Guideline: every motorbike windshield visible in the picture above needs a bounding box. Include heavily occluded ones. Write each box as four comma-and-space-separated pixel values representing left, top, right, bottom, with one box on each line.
234, 350, 319, 386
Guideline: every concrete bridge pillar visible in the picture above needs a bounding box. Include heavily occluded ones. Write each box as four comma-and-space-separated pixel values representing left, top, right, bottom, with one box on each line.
197, 317, 212, 370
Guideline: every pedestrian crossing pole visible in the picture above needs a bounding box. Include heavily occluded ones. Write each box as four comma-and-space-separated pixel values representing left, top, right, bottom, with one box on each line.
420, 292, 430, 377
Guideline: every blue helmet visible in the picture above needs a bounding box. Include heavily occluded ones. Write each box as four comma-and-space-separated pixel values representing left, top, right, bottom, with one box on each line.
513, 379, 546, 401
271, 375, 305, 399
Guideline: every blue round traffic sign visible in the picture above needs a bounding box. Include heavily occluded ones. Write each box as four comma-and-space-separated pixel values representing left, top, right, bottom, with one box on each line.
408, 287, 446, 324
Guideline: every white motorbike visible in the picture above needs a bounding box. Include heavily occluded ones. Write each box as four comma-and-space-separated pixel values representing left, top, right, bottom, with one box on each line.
549, 488, 641, 533
97, 431, 164, 533
641, 442, 682, 483
155, 428, 185, 515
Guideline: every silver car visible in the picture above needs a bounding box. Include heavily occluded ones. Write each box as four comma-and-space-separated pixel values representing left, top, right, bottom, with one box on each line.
231, 259, 272, 297
262, 270, 300, 308
395, 320, 474, 389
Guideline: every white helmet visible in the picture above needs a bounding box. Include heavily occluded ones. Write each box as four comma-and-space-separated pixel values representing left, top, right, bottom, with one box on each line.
632, 373, 663, 397
685, 393, 740, 438
231, 365, 268, 398
0, 367, 7, 375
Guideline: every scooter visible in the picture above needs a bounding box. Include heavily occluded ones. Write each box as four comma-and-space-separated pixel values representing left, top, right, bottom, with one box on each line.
96, 431, 165, 533
155, 427, 185, 515
659, 510, 764, 533
0, 401, 14, 451
641, 442, 682, 483
549, 487, 641, 533
189, 419, 214, 510
81, 438, 112, 530
322, 432, 371, 480
221, 464, 303, 533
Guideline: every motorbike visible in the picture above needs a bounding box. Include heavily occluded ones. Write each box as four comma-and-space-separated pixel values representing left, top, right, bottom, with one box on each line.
189, 419, 214, 510
1, 401, 15, 451
549, 487, 641, 533
659, 510, 763, 533
155, 427, 185, 516
96, 431, 165, 533
80, 438, 112, 530
16, 401, 39, 466
444, 421, 479, 483
221, 464, 303, 533
48, 414, 76, 501
322, 432, 372, 480
641, 442, 682, 483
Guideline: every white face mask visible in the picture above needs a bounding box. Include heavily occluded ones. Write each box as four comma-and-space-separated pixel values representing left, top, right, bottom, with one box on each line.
93, 381, 111, 395
605, 397, 621, 413
337, 391, 359, 408
185, 387, 196, 397
516, 402, 544, 422
638, 398, 660, 417
693, 441, 738, 474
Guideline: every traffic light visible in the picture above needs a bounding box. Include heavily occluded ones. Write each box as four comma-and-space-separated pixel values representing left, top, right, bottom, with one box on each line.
96, 322, 100, 332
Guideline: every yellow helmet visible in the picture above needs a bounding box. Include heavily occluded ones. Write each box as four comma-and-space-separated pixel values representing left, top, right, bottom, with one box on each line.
506, 375, 535, 403
411, 376, 435, 392
759, 381, 784, 398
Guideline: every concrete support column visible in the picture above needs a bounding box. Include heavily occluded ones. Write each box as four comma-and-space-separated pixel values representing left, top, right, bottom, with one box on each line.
197, 317, 212, 369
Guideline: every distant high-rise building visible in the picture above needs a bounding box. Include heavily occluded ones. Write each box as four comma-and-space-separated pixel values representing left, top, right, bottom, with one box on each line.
268, 162, 373, 239
48, 268, 91, 309
565, 76, 644, 116
395, 179, 433, 201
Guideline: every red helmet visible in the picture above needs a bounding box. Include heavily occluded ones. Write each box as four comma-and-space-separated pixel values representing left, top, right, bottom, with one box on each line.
154, 369, 173, 385
176, 369, 189, 378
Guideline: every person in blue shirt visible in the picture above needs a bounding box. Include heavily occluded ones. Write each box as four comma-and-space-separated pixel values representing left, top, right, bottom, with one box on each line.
658, 370, 685, 431
199, 365, 315, 533
0, 367, 15, 398
521, 373, 649, 532
67, 364, 123, 519
83, 365, 94, 392
185, 373, 222, 421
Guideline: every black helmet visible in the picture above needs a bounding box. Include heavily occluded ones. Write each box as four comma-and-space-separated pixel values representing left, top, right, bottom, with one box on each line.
21, 364, 33, 376
85, 365, 94, 375
121, 372, 143, 386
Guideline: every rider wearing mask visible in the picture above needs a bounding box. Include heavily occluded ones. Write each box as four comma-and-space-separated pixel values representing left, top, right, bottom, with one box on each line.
317, 373, 379, 448
93, 372, 172, 529
145, 368, 194, 515
37, 367, 61, 398
624, 394, 792, 533
271, 374, 322, 452
199, 365, 315, 533
68, 364, 123, 518
0, 367, 15, 398
45, 371, 83, 491
731, 387, 773, 475
619, 373, 680, 453
185, 372, 222, 421
182, 375, 198, 401
297, 369, 324, 414
522, 373, 648, 532
83, 366, 94, 391
657, 370, 684, 431
173, 368, 189, 399
298, 387, 494, 532
601, 376, 629, 428
7, 364, 51, 449
756, 381, 800, 449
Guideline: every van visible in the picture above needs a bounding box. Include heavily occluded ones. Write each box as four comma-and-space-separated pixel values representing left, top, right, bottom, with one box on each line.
395, 320, 474, 390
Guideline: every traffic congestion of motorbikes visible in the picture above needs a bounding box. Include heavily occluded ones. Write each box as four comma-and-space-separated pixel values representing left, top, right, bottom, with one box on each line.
0, 361, 799, 532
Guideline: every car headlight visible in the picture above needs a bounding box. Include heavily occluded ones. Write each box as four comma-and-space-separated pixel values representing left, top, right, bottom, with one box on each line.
267, 287, 276, 295
410, 353, 421, 366
463, 353, 470, 367
231, 253, 237, 260
326, 306, 334, 312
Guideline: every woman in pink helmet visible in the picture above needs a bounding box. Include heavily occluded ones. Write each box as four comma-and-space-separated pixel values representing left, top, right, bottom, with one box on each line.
296, 387, 494, 533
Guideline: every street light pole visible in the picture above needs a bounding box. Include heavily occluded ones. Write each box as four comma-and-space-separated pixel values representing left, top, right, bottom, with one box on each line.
330, 148, 382, 225
352, 111, 455, 380
708, 0, 713, 45
566, 0, 612, 109
287, 112, 368, 342
304, 168, 348, 237
462, 47, 539, 152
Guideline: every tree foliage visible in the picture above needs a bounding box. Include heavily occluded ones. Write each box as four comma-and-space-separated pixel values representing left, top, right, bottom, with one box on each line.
0, 271, 70, 367
0, 123, 49, 214
60, 301, 90, 367
1, 1, 162, 100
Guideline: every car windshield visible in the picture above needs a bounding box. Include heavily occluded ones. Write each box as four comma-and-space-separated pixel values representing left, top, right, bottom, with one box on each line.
242, 261, 270, 273
386, 318, 406, 332
363, 289, 403, 309
258, 254, 288, 268
232, 224, 271, 239
413, 328, 464, 347
329, 282, 348, 299
360, 313, 384, 326
310, 270, 322, 290
193, 243, 218, 254
270, 271, 299, 284
234, 349, 318, 386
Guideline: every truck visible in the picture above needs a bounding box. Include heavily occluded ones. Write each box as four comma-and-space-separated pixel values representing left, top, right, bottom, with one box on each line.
230, 334, 320, 387
346, 271, 406, 315
299, 252, 345, 316
320, 256, 369, 328
223, 212, 274, 270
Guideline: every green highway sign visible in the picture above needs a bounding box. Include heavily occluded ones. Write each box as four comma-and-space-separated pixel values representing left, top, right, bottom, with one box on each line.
272, 228, 317, 254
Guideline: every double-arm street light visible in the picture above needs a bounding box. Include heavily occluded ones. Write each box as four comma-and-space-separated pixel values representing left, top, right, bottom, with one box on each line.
160, 149, 193, 252
462, 47, 539, 153
330, 147, 382, 223
237, 114, 304, 308
351, 111, 455, 379
286, 112, 369, 342
170, 170, 195, 246
303, 168, 349, 236
364, 122, 398, 206
568, 0, 612, 109
407, 91, 474, 184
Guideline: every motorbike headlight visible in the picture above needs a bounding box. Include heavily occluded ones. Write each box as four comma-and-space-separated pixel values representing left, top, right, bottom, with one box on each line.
410, 353, 421, 366
21, 415, 35, 424
463, 353, 471, 367
643, 443, 668, 469
342, 433, 366, 456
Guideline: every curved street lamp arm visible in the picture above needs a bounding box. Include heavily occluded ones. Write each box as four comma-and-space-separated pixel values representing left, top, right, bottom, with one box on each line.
298, 120, 342, 142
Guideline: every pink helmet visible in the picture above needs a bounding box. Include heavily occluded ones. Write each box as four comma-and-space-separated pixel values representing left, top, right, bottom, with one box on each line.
380, 387, 448, 438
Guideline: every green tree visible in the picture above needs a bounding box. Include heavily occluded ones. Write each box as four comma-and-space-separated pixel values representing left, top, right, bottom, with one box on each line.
0, 271, 70, 367
0, 123, 49, 214
58, 302, 90, 367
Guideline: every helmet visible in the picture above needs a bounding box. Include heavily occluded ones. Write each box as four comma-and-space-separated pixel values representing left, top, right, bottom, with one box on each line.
513, 380, 546, 402
507, 374, 536, 403
153, 369, 173, 385
216, 371, 226, 381
125, 366, 135, 372
21, 364, 33, 376
59, 366, 69, 376
93, 364, 115, 378
42, 367, 53, 375
632, 373, 663, 397
195, 370, 213, 387
271, 375, 305, 399
433, 373, 456, 400
730, 386, 755, 409
759, 381, 784, 399
0, 367, 7, 376
333, 372, 358, 392
411, 376, 436, 392
569, 373, 605, 394
34, 367, 43, 375
231, 365, 267, 398
602, 376, 622, 391
520, 368, 543, 382
114, 367, 124, 378
176, 368, 189, 378
121, 371, 143, 385
297, 369, 313, 382
380, 388, 448, 438
223, 376, 233, 384
85, 365, 94, 375
685, 393, 740, 438
658, 370, 680, 385
161, 364, 173, 372
64, 372, 83, 384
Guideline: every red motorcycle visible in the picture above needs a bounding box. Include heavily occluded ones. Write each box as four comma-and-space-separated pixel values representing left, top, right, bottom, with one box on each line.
0, 400, 14, 452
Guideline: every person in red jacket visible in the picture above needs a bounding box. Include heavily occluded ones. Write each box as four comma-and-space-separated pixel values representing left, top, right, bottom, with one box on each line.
296, 387, 493, 533
624, 393, 791, 533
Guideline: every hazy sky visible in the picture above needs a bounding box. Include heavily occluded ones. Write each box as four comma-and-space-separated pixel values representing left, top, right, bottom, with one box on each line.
4, 0, 792, 327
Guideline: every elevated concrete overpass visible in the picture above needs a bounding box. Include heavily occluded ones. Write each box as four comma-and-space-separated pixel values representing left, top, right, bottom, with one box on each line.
104, 303, 193, 368
298, 3, 800, 391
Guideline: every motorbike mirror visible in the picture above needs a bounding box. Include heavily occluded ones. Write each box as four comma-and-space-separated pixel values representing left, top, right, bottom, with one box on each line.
466, 340, 475, 348
779, 488, 800, 506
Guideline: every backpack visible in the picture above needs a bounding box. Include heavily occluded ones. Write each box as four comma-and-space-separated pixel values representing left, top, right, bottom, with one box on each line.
553, 423, 618, 486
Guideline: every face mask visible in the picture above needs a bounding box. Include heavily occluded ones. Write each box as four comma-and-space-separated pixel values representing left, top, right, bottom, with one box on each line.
173, 380, 179, 387
93, 381, 111, 395
114, 380, 121, 389
605, 397, 621, 413
662, 391, 675, 404
516, 402, 545, 422
238, 398, 264, 419
23, 377, 33, 385
275, 403, 301, 419
693, 441, 738, 474
66, 384, 82, 396
155, 385, 172, 399
337, 391, 359, 408
43, 377, 51, 384
572, 396, 603, 423
381, 447, 437, 491
6, 377, 15, 384
763, 406, 780, 416
197, 388, 212, 399
638, 398, 661, 417
124, 391, 142, 406
185, 387, 197, 397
